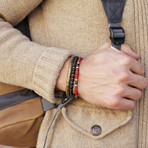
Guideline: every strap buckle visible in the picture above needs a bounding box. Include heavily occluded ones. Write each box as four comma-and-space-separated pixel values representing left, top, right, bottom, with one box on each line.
109, 26, 125, 45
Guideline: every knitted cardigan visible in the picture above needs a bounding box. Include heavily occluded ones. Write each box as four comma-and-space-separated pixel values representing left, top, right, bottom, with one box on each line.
0, 0, 147, 147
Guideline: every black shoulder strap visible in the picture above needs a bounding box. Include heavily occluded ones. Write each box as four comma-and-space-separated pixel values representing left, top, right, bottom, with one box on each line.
0, 89, 56, 111
101, 0, 126, 50
0, 89, 38, 110
101, 0, 126, 24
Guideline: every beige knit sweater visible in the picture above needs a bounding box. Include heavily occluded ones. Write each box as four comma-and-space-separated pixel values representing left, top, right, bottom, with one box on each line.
0, 0, 147, 148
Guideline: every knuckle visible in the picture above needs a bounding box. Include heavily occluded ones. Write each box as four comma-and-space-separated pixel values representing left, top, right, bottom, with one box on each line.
106, 98, 120, 108
118, 72, 129, 82
121, 57, 131, 66
115, 86, 125, 95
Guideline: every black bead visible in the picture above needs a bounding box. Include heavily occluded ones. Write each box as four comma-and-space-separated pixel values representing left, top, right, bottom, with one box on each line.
71, 78, 74, 82
72, 70, 75, 73
75, 81, 78, 85
70, 82, 74, 85
70, 89, 73, 92
71, 75, 75, 78
70, 85, 73, 89
70, 79, 74, 82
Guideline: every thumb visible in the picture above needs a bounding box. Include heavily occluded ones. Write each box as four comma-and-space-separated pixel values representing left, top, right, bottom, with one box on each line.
121, 44, 139, 60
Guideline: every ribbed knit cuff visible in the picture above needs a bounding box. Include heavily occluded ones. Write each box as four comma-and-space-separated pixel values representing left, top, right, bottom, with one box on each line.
33, 47, 72, 103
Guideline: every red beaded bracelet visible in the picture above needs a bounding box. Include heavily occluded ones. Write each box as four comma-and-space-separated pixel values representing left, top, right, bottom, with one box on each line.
74, 57, 82, 99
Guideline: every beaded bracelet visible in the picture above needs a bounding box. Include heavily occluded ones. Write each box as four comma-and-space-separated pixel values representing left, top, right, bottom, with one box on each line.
74, 57, 82, 99
66, 55, 82, 98
69, 56, 79, 96
66, 55, 75, 96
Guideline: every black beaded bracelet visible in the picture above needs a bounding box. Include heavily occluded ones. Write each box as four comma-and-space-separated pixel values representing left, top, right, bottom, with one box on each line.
69, 56, 79, 96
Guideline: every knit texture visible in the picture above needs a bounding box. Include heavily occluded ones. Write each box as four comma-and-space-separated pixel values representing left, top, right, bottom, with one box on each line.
0, 18, 72, 103
133, 0, 148, 147
0, 0, 42, 25
0, 0, 147, 148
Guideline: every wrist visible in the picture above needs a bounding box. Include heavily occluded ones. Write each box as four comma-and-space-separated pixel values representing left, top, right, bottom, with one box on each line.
56, 56, 83, 99
56, 58, 70, 92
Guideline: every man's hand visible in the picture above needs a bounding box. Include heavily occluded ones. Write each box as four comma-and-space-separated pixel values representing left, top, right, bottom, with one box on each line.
78, 43, 147, 110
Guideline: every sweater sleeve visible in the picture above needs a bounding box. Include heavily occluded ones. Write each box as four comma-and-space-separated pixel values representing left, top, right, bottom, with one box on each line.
0, 18, 72, 103
0, 0, 43, 26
